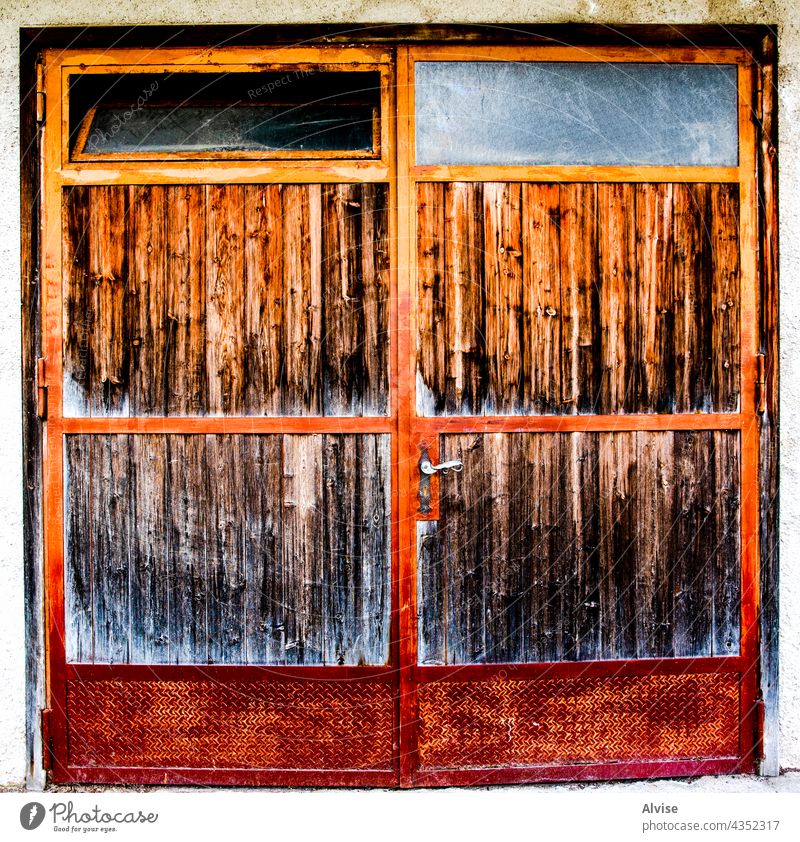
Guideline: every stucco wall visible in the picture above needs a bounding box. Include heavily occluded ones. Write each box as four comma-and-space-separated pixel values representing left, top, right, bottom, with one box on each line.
0, 0, 797, 787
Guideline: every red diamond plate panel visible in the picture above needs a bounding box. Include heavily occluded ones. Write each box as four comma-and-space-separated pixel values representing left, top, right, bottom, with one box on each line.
67, 679, 394, 770
417, 672, 740, 769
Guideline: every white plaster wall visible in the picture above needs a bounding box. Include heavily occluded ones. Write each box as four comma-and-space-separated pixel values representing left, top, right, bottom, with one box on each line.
0, 0, 797, 788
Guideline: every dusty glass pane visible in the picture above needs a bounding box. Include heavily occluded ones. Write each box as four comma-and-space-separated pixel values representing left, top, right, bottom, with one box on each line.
69, 70, 380, 157
415, 61, 739, 166
83, 103, 375, 154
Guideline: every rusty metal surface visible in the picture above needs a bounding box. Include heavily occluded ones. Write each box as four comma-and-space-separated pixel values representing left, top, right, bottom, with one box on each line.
67, 679, 394, 770
417, 672, 740, 769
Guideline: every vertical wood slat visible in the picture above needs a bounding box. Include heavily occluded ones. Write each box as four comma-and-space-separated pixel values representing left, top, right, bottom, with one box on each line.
710, 183, 742, 412
636, 183, 675, 412
128, 435, 170, 662
572, 434, 602, 660
205, 434, 247, 664
559, 183, 600, 414
283, 186, 323, 416
205, 184, 245, 416
634, 432, 675, 658
62, 186, 91, 417
359, 183, 391, 414
673, 183, 713, 412
712, 430, 742, 655
63, 184, 390, 418
417, 520, 444, 665
415, 182, 741, 417
523, 183, 561, 413
165, 185, 207, 416
242, 435, 285, 665
129, 186, 167, 416
166, 434, 208, 664
418, 431, 741, 664
91, 435, 131, 664
443, 182, 485, 414
242, 184, 283, 416
672, 431, 715, 657
89, 186, 129, 417
64, 436, 92, 662
416, 182, 447, 415
598, 433, 638, 659
597, 183, 637, 413
282, 434, 324, 663
483, 183, 524, 414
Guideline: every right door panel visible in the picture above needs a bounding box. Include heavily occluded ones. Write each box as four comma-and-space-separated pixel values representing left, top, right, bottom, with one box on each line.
405, 151, 756, 782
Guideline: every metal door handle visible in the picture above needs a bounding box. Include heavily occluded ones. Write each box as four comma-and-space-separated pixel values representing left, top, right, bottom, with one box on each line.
419, 458, 463, 476
417, 447, 463, 514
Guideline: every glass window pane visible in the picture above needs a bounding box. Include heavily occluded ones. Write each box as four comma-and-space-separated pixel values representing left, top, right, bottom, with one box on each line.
70, 70, 381, 157
415, 61, 739, 167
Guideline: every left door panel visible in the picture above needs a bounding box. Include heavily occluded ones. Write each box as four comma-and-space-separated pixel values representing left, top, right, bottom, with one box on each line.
43, 45, 397, 785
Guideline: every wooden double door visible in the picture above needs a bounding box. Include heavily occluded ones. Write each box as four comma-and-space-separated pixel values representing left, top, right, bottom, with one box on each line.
42, 44, 760, 786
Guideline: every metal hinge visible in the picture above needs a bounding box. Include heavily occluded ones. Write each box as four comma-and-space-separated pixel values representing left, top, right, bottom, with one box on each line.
41, 708, 53, 770
36, 357, 47, 420
35, 60, 45, 125
756, 353, 767, 414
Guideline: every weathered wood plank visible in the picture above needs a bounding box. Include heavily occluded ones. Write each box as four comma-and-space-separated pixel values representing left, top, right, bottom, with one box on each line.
64, 435, 93, 662
522, 183, 561, 414
282, 185, 323, 416
165, 434, 208, 664
483, 183, 524, 414
560, 183, 600, 413
710, 183, 741, 412
416, 182, 447, 416
128, 186, 167, 415
62, 186, 91, 417
322, 184, 364, 416
205, 185, 245, 416
128, 434, 170, 662
355, 433, 392, 662
634, 431, 675, 658
88, 186, 129, 417
243, 184, 283, 416
672, 431, 715, 657
636, 183, 675, 412
443, 182, 485, 414
525, 433, 563, 662
442, 434, 483, 663
358, 183, 391, 415
417, 520, 444, 665
242, 435, 285, 664
672, 183, 713, 412
165, 186, 207, 416
712, 430, 741, 656
597, 183, 637, 413
572, 433, 602, 660
481, 433, 514, 659
282, 434, 324, 663
91, 435, 131, 664
204, 434, 246, 664
598, 433, 638, 658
